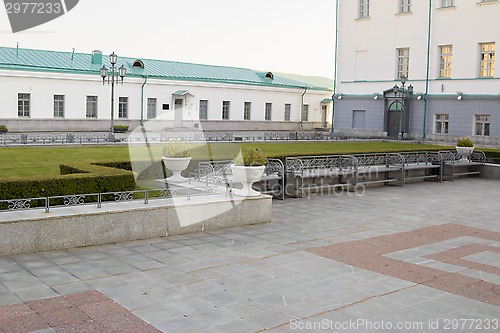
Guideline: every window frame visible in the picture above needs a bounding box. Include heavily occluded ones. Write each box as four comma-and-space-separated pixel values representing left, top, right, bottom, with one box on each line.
399, 0, 411, 13
302, 104, 309, 122
397, 48, 410, 79
147, 98, 157, 120
284, 103, 291, 121
434, 114, 449, 134
479, 42, 495, 78
265, 103, 272, 121
199, 100, 208, 120
439, 45, 453, 78
440, 0, 454, 7
118, 97, 128, 119
53, 94, 65, 118
86, 96, 98, 119
359, 0, 370, 18
222, 101, 230, 120
474, 115, 491, 136
18, 93, 30, 118
244, 102, 251, 120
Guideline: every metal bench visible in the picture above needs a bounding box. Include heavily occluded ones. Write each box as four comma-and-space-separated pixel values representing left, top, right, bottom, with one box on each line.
439, 150, 486, 181
399, 151, 443, 185
285, 155, 357, 197
351, 153, 404, 187
191, 159, 285, 199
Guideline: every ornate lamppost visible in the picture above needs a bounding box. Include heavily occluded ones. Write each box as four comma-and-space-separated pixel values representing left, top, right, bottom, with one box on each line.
100, 52, 127, 142
392, 75, 413, 140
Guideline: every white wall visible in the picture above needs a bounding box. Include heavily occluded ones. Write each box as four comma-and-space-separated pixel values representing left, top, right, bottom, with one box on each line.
0, 70, 332, 128
337, 0, 500, 95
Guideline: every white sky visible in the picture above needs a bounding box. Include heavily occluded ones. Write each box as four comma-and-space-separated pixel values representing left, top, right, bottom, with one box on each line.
0, 0, 335, 78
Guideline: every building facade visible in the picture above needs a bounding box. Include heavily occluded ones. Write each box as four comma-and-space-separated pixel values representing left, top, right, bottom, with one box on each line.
334, 0, 500, 144
0, 47, 333, 133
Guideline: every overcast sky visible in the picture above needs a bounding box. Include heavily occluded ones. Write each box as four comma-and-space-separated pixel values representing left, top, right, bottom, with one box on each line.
0, 0, 335, 78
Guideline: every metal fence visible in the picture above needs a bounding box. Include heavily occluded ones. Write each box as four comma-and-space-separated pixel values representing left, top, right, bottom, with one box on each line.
0, 187, 218, 214
0, 131, 387, 146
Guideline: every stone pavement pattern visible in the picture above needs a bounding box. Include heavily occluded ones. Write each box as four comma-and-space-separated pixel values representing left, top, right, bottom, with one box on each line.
0, 178, 499, 332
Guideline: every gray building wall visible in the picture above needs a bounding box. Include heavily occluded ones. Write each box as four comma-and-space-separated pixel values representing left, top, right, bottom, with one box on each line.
334, 96, 500, 145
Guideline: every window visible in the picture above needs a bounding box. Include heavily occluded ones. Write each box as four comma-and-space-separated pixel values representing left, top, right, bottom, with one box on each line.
359, 0, 370, 18
284, 104, 291, 121
132, 60, 144, 68
302, 104, 309, 122
265, 103, 272, 121
147, 98, 157, 119
119, 97, 128, 118
18, 93, 30, 117
399, 0, 411, 13
434, 114, 449, 134
439, 46, 452, 78
86, 96, 98, 118
53, 95, 64, 118
479, 42, 495, 77
475, 115, 490, 136
244, 102, 251, 120
199, 100, 208, 120
441, 0, 454, 7
222, 101, 230, 120
397, 48, 410, 79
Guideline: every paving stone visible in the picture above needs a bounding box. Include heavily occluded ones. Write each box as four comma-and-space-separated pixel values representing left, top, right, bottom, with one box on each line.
0, 179, 498, 332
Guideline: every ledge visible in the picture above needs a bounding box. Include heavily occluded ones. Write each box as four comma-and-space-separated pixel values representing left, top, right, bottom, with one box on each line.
0, 194, 272, 255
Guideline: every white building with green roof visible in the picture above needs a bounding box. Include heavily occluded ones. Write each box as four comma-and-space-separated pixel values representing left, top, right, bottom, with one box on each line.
0, 46, 333, 132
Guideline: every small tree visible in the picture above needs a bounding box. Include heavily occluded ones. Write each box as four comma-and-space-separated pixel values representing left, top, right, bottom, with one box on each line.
234, 147, 267, 166
456, 137, 474, 147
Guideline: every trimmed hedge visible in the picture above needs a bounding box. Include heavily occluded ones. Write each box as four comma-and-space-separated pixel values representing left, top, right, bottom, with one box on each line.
0, 162, 135, 200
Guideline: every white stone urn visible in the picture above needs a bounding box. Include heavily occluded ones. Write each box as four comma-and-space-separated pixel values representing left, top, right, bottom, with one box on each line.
455, 146, 474, 162
230, 165, 265, 197
162, 157, 191, 183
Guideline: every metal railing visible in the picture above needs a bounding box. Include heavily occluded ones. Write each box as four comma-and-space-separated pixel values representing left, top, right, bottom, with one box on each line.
0, 131, 389, 146
0, 187, 218, 214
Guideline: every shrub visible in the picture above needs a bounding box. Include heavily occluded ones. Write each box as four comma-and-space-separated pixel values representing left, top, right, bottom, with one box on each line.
113, 124, 129, 133
162, 140, 192, 158
234, 147, 267, 166
457, 137, 474, 147
0, 124, 8, 133
0, 162, 135, 201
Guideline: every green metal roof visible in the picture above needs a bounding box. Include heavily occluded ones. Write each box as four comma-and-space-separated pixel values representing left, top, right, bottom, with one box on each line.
0, 46, 332, 91
172, 90, 191, 96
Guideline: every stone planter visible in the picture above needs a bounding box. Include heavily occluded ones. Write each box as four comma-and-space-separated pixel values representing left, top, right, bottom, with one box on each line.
162, 157, 191, 183
456, 146, 474, 162
231, 165, 265, 197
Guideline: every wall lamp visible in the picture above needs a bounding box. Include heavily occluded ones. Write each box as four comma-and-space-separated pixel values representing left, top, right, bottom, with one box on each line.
336, 93, 343, 100
416, 94, 423, 100
373, 93, 381, 100
457, 92, 463, 101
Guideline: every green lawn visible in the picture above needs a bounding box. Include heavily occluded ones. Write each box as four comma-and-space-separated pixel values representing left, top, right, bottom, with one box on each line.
0, 141, 452, 179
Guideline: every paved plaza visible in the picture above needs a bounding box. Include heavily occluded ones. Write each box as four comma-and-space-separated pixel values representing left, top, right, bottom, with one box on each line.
0, 178, 499, 332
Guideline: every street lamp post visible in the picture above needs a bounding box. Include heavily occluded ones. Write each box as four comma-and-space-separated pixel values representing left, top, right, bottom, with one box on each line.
392, 75, 413, 140
100, 52, 126, 142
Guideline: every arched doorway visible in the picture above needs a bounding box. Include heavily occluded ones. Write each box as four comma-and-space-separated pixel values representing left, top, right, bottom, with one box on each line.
387, 100, 402, 138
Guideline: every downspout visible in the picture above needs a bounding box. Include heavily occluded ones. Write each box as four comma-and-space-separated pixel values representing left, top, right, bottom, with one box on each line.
300, 86, 307, 127
422, 0, 432, 139
331, 0, 340, 133
140, 76, 148, 126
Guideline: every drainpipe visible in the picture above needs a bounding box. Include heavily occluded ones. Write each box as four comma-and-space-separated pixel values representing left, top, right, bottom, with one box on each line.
331, 0, 340, 133
300, 86, 307, 127
422, 0, 432, 139
140, 76, 148, 126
